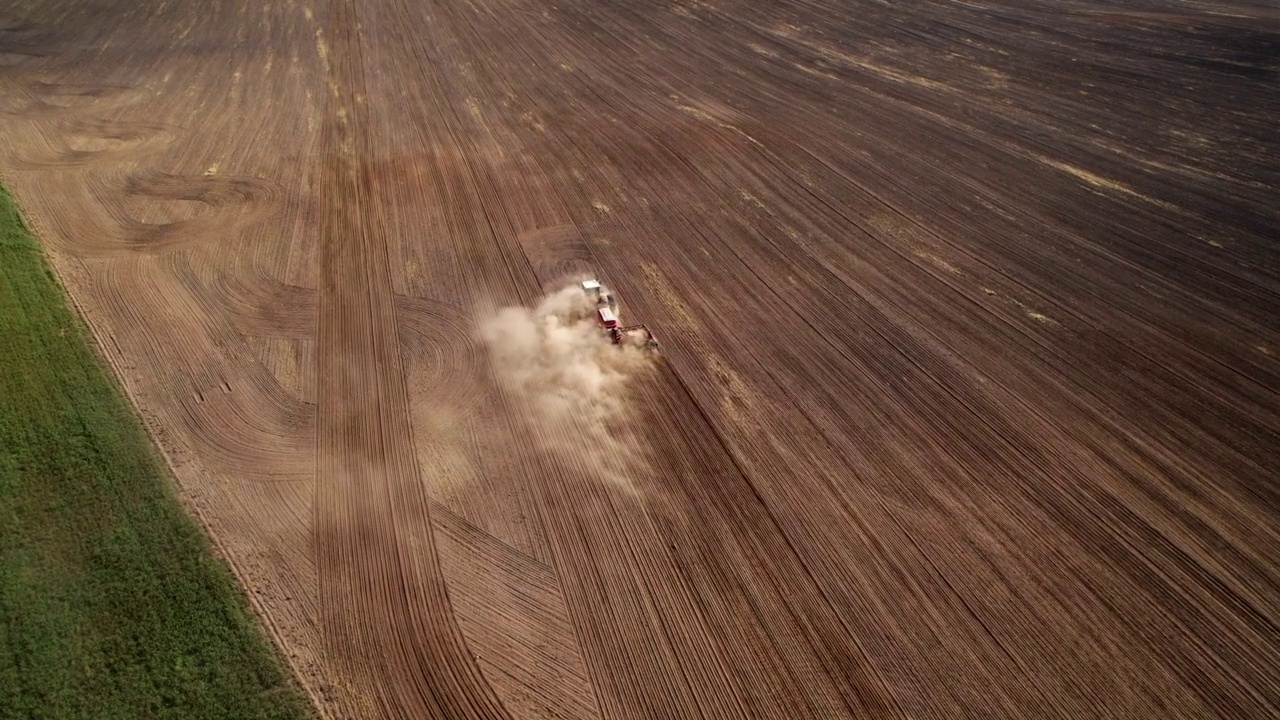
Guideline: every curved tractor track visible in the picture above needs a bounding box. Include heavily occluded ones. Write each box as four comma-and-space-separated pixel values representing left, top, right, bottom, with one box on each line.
2, 1, 1278, 718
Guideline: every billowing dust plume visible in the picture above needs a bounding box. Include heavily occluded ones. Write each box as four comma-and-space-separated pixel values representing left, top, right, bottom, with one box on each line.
478, 282, 658, 486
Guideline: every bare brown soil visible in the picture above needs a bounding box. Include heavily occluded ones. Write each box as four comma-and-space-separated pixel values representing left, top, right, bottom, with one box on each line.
2, 0, 1278, 718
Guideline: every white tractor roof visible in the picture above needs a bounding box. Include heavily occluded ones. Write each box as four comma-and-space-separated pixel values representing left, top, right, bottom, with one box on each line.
581, 279, 601, 290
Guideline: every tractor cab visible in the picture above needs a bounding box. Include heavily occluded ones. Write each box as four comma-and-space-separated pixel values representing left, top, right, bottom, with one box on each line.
582, 279, 616, 311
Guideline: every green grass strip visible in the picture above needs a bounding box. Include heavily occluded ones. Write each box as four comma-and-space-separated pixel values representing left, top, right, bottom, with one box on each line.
0, 183, 314, 720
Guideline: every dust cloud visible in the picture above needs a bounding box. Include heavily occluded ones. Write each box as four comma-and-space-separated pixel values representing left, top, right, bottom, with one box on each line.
478, 281, 658, 486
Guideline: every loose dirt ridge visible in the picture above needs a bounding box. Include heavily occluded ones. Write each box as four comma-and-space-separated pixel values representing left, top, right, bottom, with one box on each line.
2, 0, 1278, 718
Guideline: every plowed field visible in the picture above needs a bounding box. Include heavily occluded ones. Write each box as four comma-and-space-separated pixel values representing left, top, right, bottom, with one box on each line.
2, 0, 1278, 718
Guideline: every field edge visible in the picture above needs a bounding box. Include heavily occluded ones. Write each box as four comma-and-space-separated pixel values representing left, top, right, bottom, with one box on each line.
0, 176, 321, 720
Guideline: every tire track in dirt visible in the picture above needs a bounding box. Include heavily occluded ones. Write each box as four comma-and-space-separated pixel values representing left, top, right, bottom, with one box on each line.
88, 256, 315, 484
631, 361, 905, 720
454, 23, 909, 710
358, 14, 672, 713
394, 295, 501, 537
395, 296, 483, 416
452, 1, 1278, 716
309, 0, 514, 716
660, 8, 1280, 661
0, 79, 144, 119
14, 164, 284, 260
430, 5, 911, 712
380, 20, 718, 719
432, 504, 602, 720
0, 69, 280, 262
10, 116, 178, 168
390, 9, 764, 718
0, 11, 285, 261
515, 223, 596, 287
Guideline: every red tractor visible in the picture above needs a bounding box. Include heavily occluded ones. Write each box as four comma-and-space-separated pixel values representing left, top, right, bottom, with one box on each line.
582, 279, 661, 351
